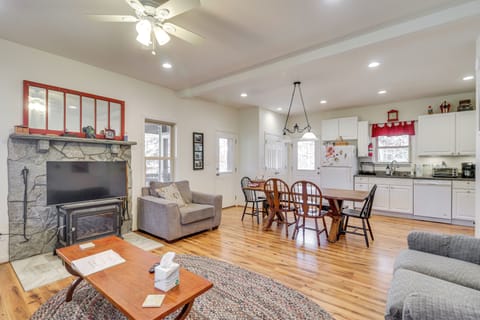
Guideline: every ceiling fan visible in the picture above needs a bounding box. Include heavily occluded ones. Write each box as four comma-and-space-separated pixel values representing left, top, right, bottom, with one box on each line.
91, 0, 203, 53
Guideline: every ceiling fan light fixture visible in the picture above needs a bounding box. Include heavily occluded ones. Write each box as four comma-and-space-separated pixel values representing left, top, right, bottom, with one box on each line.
136, 19, 152, 46
154, 25, 171, 45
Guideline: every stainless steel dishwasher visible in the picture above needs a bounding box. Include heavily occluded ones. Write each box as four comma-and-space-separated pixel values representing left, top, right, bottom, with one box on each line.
413, 179, 452, 220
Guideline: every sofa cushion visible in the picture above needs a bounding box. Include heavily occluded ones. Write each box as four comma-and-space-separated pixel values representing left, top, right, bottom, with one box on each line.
394, 249, 480, 291
155, 184, 186, 208
402, 292, 480, 320
179, 203, 214, 224
385, 269, 480, 320
448, 234, 480, 265
150, 180, 192, 204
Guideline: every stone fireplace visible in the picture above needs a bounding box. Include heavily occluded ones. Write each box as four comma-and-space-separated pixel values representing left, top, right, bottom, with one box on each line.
7, 134, 135, 261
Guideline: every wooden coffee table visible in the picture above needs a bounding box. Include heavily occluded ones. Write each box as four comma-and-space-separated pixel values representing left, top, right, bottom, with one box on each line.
56, 236, 213, 320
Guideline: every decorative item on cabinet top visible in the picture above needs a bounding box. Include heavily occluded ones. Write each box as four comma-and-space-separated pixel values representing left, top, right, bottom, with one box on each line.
457, 99, 474, 112
439, 100, 451, 113
387, 109, 398, 122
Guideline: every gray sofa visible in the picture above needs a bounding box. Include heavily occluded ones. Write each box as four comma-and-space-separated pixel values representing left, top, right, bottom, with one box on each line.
137, 180, 222, 242
385, 231, 480, 320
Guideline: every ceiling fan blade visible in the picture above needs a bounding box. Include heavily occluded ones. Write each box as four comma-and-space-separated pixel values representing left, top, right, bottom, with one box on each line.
156, 0, 200, 19
88, 15, 138, 22
163, 22, 204, 45
125, 0, 145, 13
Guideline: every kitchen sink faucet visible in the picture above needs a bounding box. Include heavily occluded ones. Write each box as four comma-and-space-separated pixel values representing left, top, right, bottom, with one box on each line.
390, 160, 398, 175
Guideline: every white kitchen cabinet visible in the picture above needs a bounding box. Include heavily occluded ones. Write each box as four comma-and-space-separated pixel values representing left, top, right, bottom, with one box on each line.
357, 121, 370, 157
354, 176, 369, 208
417, 111, 475, 156
321, 117, 358, 141
417, 113, 455, 156
389, 184, 413, 214
355, 177, 413, 213
452, 181, 475, 221
455, 111, 476, 155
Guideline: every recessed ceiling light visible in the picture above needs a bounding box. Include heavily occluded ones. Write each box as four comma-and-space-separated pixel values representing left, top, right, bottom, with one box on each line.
320, 100, 327, 104
162, 62, 172, 69
276, 107, 283, 111
463, 75, 474, 81
378, 90, 387, 95
240, 93, 248, 98
368, 61, 380, 68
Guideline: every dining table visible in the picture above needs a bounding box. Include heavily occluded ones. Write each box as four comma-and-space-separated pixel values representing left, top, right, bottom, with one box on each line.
322, 188, 369, 243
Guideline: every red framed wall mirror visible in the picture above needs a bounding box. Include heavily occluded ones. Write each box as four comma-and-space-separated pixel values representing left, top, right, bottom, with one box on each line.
23, 80, 125, 140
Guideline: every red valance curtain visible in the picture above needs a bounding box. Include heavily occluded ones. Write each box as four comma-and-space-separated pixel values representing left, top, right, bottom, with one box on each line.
371, 121, 415, 137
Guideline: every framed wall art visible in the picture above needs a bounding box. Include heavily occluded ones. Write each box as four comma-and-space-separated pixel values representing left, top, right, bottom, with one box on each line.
193, 132, 204, 170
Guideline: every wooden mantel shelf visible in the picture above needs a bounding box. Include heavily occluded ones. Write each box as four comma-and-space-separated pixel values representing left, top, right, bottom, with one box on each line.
10, 133, 137, 146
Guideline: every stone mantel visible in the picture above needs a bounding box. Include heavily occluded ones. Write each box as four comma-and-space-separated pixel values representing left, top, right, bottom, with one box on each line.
10, 133, 137, 146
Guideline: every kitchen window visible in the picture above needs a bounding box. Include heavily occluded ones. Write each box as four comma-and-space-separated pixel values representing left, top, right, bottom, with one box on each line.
376, 135, 410, 163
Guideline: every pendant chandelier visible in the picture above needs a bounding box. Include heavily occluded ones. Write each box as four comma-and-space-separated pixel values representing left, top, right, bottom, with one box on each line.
282, 81, 317, 140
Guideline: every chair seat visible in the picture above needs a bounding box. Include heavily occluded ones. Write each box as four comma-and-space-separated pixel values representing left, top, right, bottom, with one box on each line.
341, 208, 363, 218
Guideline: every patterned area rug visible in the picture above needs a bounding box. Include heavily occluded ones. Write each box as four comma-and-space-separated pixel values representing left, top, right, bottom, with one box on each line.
31, 254, 334, 320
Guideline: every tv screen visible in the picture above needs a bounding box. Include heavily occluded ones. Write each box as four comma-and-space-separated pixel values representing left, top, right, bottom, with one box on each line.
47, 161, 127, 205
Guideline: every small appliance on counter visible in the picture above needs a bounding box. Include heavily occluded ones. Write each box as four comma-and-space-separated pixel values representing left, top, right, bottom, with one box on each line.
432, 167, 458, 178
359, 162, 376, 175
461, 162, 475, 178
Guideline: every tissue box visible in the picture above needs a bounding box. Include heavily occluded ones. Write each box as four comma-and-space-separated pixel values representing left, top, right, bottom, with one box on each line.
154, 262, 180, 292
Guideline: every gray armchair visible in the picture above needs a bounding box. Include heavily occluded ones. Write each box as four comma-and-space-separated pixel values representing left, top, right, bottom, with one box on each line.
137, 180, 222, 242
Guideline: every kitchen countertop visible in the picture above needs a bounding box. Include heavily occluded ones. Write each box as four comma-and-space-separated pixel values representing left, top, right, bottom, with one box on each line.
355, 172, 475, 181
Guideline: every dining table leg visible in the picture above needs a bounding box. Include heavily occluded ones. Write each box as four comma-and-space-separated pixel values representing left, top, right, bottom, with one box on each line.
326, 199, 344, 243
262, 208, 285, 231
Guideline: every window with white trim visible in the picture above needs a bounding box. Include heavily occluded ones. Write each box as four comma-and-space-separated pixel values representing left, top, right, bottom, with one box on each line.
296, 140, 315, 170
376, 135, 410, 163
145, 120, 175, 185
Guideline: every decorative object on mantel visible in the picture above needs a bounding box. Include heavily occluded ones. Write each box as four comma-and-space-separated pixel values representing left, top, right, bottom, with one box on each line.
282, 81, 317, 140
105, 129, 116, 140
387, 109, 398, 122
371, 121, 415, 137
83, 126, 96, 139
193, 132, 204, 170
14, 125, 29, 134
23, 80, 125, 140
439, 100, 451, 113
458, 99, 474, 111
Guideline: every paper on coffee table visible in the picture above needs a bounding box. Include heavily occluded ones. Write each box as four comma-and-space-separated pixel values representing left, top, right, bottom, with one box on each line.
71, 249, 125, 276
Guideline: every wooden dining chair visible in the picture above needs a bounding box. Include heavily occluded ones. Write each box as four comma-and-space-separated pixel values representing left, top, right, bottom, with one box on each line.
263, 178, 296, 237
290, 181, 329, 245
240, 176, 267, 223
341, 184, 377, 247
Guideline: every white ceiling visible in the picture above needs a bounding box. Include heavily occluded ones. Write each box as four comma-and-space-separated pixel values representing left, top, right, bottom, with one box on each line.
0, 0, 478, 114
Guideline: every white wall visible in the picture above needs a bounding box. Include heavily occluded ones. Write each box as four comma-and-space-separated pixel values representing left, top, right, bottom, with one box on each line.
0, 39, 239, 262
476, 35, 480, 238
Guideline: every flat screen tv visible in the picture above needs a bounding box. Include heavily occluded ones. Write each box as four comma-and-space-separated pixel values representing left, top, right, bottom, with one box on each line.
47, 161, 127, 205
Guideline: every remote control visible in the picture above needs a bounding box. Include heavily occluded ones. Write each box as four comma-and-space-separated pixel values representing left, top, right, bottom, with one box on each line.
149, 262, 160, 273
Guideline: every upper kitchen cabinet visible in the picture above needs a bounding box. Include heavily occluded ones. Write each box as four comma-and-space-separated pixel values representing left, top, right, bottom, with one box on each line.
417, 111, 475, 156
357, 121, 370, 157
321, 116, 358, 141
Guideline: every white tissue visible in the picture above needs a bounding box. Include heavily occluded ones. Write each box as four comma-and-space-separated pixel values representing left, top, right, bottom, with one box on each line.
154, 251, 180, 292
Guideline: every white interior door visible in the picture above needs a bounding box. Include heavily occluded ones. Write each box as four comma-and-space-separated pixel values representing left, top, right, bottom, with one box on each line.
264, 133, 289, 182
292, 139, 320, 185
215, 132, 237, 207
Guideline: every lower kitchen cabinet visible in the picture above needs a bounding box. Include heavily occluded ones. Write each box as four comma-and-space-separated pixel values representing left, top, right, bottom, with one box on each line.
452, 181, 475, 221
354, 177, 413, 214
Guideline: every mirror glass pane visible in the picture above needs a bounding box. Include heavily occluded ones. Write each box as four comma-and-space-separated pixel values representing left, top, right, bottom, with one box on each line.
82, 97, 95, 130
28, 86, 46, 129
66, 94, 80, 132
48, 90, 64, 131
96, 100, 108, 134
110, 102, 121, 136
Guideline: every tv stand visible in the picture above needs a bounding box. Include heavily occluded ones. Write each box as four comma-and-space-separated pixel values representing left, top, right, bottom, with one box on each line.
56, 199, 124, 249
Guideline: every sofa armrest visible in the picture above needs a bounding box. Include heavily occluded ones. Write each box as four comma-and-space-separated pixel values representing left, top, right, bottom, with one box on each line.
192, 191, 222, 227
407, 231, 450, 257
136, 195, 182, 241
402, 293, 480, 320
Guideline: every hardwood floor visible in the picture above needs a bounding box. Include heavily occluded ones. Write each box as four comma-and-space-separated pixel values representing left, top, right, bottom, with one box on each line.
0, 207, 474, 320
